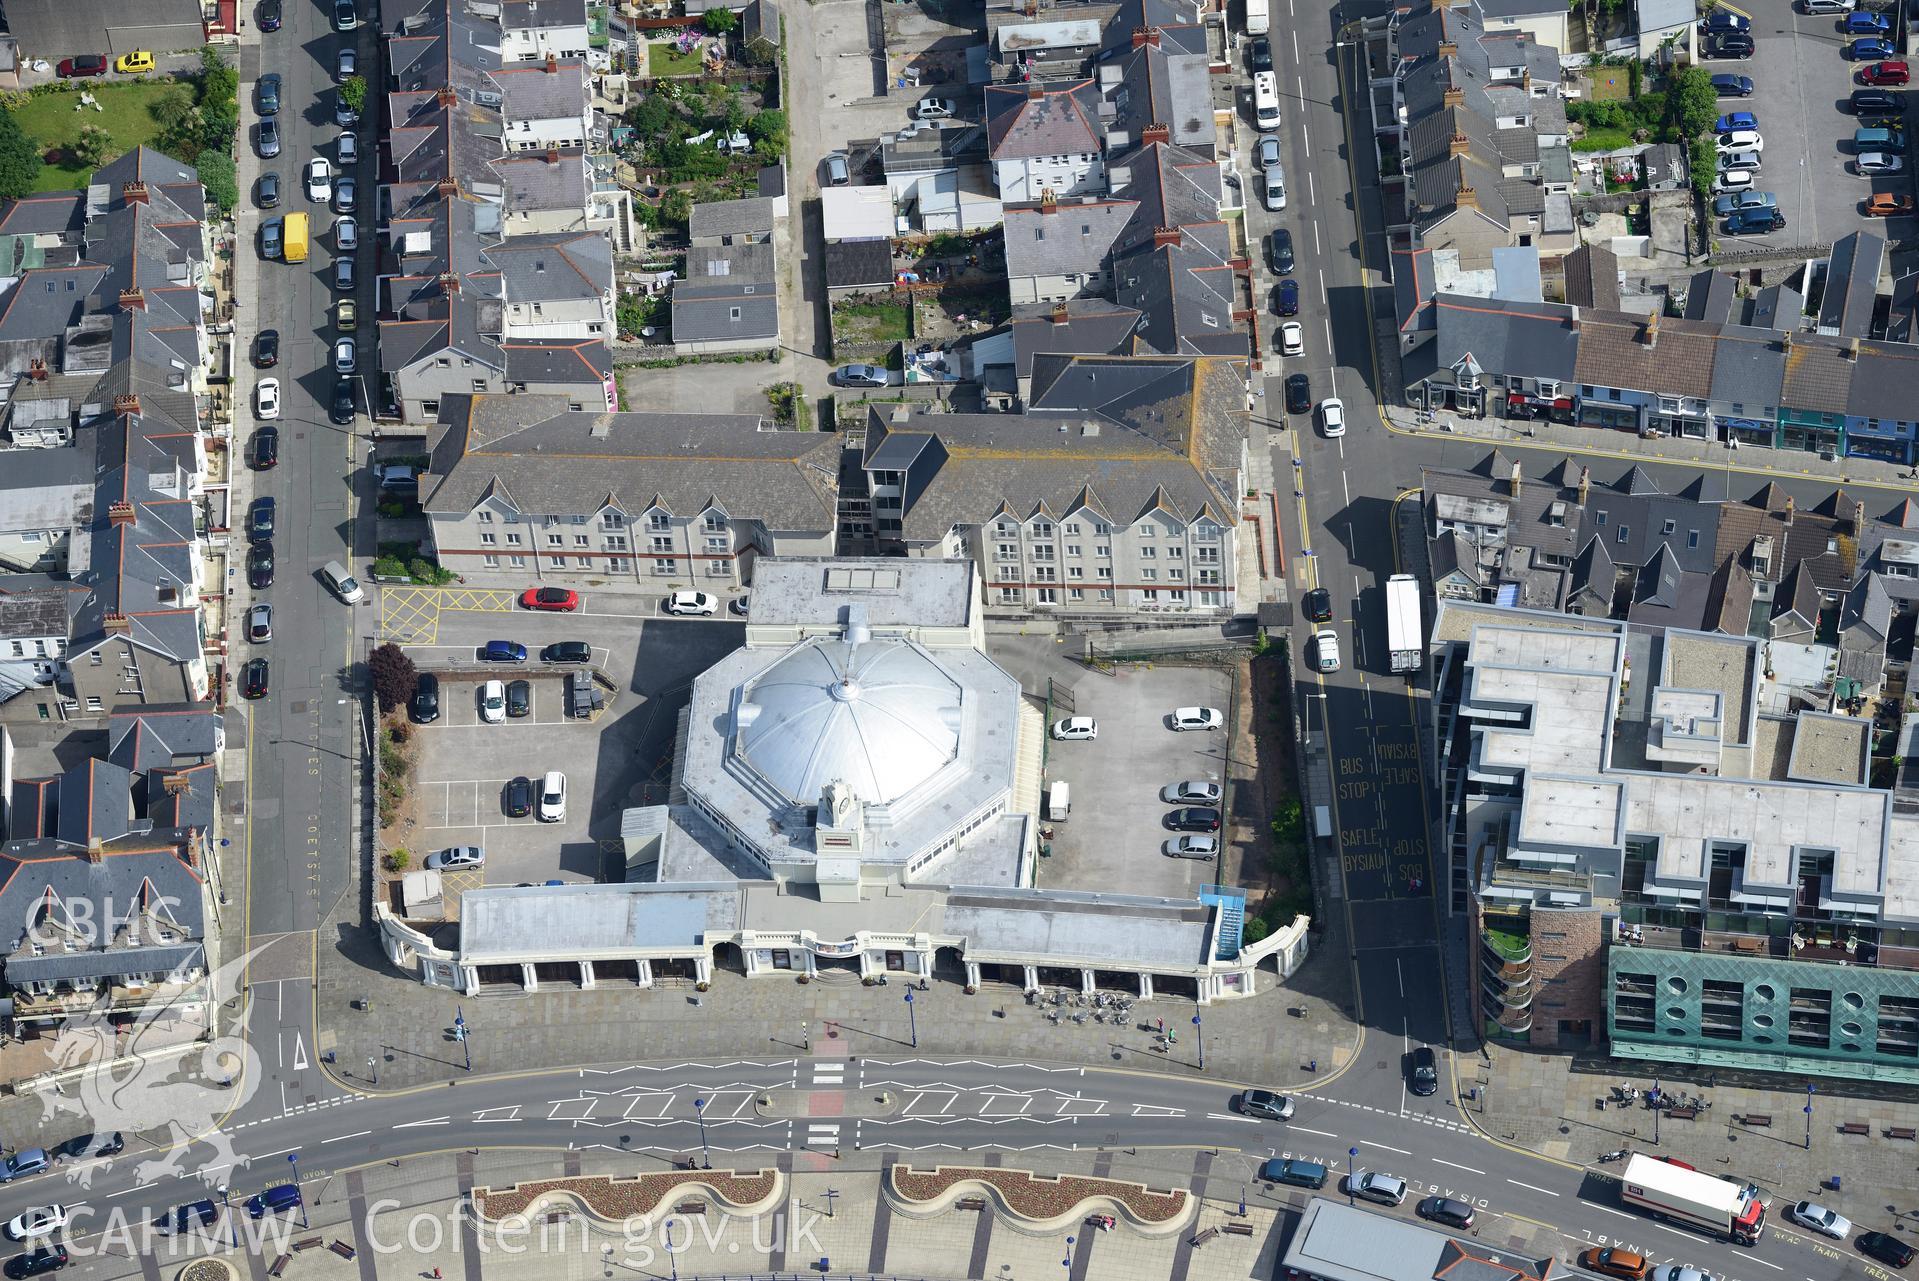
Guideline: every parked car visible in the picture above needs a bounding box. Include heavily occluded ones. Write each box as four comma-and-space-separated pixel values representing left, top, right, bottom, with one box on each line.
913, 95, 957, 119
1579, 1249, 1650, 1281
1804, 0, 1858, 11
336, 46, 356, 80
1239, 1090, 1295, 1120
333, 0, 357, 28
260, 0, 282, 29
247, 603, 272, 644
480, 640, 528, 663
2, 1209, 64, 1243
1851, 88, 1903, 112
1864, 60, 1911, 85
1867, 192, 1915, 215
334, 256, 355, 291
1303, 587, 1333, 622
1259, 1158, 1325, 1189
1711, 73, 1754, 96
1276, 278, 1300, 316
1346, 1171, 1408, 1207
1714, 110, 1757, 132
1166, 807, 1221, 832
1718, 150, 1763, 173
257, 72, 280, 114
411, 674, 441, 723
1406, 1045, 1439, 1095
1788, 1202, 1852, 1239
3, 1248, 65, 1279
244, 1185, 304, 1219
1417, 1197, 1475, 1229
336, 92, 360, 127
1844, 10, 1892, 34
1855, 125, 1908, 152
1857, 151, 1906, 173
258, 172, 280, 208
425, 846, 485, 871
1712, 167, 1757, 194
537, 770, 567, 822
1724, 207, 1785, 234
114, 51, 155, 74
241, 658, 270, 700
1247, 36, 1273, 72
331, 379, 355, 426
1313, 627, 1341, 672
254, 378, 281, 420
505, 680, 531, 718
336, 176, 357, 212
1708, 32, 1755, 57
1713, 189, 1778, 216
1858, 1232, 1916, 1269
1279, 320, 1304, 355
253, 426, 279, 470
1702, 10, 1750, 32
333, 337, 356, 374
665, 590, 718, 616
1255, 135, 1281, 169
249, 497, 276, 542
521, 587, 580, 612
834, 363, 887, 387
253, 329, 279, 367
1285, 373, 1311, 413
154, 1202, 217, 1237
56, 55, 108, 77
1269, 227, 1295, 273
337, 299, 357, 330
1052, 716, 1097, 740
336, 217, 357, 252
247, 543, 274, 590
1852, 36, 1898, 60
503, 776, 534, 817
304, 158, 332, 203
1716, 129, 1763, 154
479, 680, 506, 725
1162, 780, 1223, 804
1163, 834, 1219, 859
337, 131, 358, 165
541, 641, 592, 664
1170, 706, 1223, 731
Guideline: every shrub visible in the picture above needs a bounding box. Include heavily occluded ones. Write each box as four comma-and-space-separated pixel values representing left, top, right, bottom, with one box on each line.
369, 642, 417, 713
383, 848, 412, 872
1242, 916, 1271, 944
196, 150, 237, 212
371, 554, 408, 579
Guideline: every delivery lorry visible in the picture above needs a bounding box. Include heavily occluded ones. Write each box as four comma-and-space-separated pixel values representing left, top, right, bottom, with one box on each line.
1619, 1153, 1765, 1245
1385, 574, 1423, 675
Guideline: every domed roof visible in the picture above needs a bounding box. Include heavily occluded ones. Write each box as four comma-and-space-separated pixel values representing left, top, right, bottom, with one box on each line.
735, 638, 962, 806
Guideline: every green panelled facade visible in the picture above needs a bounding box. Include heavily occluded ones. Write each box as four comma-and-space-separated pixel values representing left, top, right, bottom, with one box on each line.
1607, 946, 1919, 1084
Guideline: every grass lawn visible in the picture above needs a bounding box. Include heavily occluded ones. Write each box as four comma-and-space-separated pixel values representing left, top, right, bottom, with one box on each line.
833, 298, 912, 342
14, 81, 192, 191
648, 41, 706, 77
1572, 126, 1635, 153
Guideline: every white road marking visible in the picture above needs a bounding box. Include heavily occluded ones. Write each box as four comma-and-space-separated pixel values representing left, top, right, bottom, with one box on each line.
1291, 1126, 1338, 1138
1506, 1179, 1559, 1197
1308, 170, 1317, 206
1325, 317, 1335, 351
321, 1130, 373, 1145
394, 1117, 450, 1128
1432, 1159, 1485, 1175
1292, 29, 1299, 61
1362, 1140, 1411, 1155
1208, 1113, 1260, 1123
1341, 470, 1351, 504
1579, 1201, 1634, 1221
1318, 268, 1328, 304
1747, 1258, 1783, 1271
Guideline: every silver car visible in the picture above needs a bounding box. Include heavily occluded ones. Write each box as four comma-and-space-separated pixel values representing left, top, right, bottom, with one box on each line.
424, 845, 484, 871
1162, 780, 1223, 804
1164, 834, 1219, 859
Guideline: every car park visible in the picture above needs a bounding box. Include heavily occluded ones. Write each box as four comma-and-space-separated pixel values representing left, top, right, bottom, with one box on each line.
1162, 780, 1222, 804
411, 674, 441, 724
1260, 1158, 1325, 1189
1864, 61, 1910, 85
1708, 32, 1755, 57
331, 379, 356, 426
481, 640, 528, 663
244, 1184, 303, 1219
1239, 1090, 1295, 1120
479, 680, 506, 725
1166, 807, 1220, 832
247, 543, 274, 590
503, 776, 534, 817
1856, 151, 1906, 173
1406, 1045, 1438, 1095
253, 329, 279, 367
1851, 88, 1902, 112
1304, 587, 1333, 622
1844, 10, 1892, 34
333, 337, 356, 374
4, 1248, 66, 1279
114, 51, 155, 74
1724, 207, 1785, 233
1275, 278, 1299, 316
522, 587, 580, 612
1313, 627, 1341, 672
1715, 111, 1757, 133
1788, 1202, 1852, 1238
1269, 228, 1295, 274
57, 55, 108, 77
537, 771, 567, 822
1285, 373, 1311, 413
2, 1209, 64, 1242
1859, 1232, 1916, 1269
1416, 1197, 1475, 1229
241, 659, 269, 700
1711, 73, 1754, 96
425, 846, 485, 871
1170, 706, 1222, 731
1319, 397, 1345, 438
665, 590, 718, 616
505, 680, 531, 718
1867, 192, 1915, 215
1579, 1249, 1649, 1280
1163, 834, 1219, 859
540, 641, 592, 664
1346, 1171, 1407, 1207
1052, 716, 1097, 740
260, 0, 282, 28
253, 426, 279, 470
249, 497, 276, 541
254, 379, 280, 420
247, 603, 272, 644
1279, 320, 1303, 355
1852, 36, 1897, 60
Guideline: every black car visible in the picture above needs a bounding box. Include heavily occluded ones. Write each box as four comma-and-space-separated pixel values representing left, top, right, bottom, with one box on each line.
411, 673, 441, 724
254, 328, 279, 367
1284, 373, 1311, 413
1407, 1045, 1438, 1096
241, 658, 270, 700
541, 641, 592, 664
333, 0, 357, 29
331, 379, 355, 426
53, 1131, 123, 1160
1248, 36, 1272, 72
505, 679, 531, 718
1276, 278, 1300, 317
1416, 1197, 1475, 1230
247, 542, 274, 589
1709, 31, 1755, 57
257, 118, 280, 158
503, 775, 534, 818
253, 426, 279, 470
259, 0, 282, 29
257, 72, 280, 115
1303, 587, 1333, 623
5, 1248, 66, 1279
1860, 1232, 1916, 1269
1269, 227, 1295, 275
248, 496, 276, 542
257, 172, 280, 208
1852, 87, 1904, 113
1711, 72, 1754, 97
1167, 807, 1221, 832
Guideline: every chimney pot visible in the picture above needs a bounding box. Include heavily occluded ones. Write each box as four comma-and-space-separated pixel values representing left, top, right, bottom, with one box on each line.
545, 52, 559, 73
1130, 26, 1160, 48
1152, 226, 1180, 248
120, 181, 149, 205
117, 288, 145, 312
1141, 122, 1170, 146
1455, 184, 1478, 210
113, 393, 140, 416
1051, 301, 1070, 324
437, 177, 459, 198
440, 272, 461, 296
1448, 132, 1470, 157
437, 86, 457, 108
103, 612, 130, 633
546, 147, 561, 165
1442, 84, 1464, 107
163, 773, 190, 797
108, 501, 137, 527
84, 840, 104, 865
1039, 187, 1058, 212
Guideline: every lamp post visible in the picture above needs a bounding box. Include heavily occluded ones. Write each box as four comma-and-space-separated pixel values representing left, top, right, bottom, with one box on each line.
824, 1188, 839, 1219
454, 1007, 471, 1073
288, 1153, 307, 1228
693, 1096, 712, 1170
218, 1184, 237, 1248
663, 1219, 678, 1281
1061, 1234, 1075, 1281
367, 1054, 378, 1086
1347, 1148, 1358, 1205
1193, 1012, 1204, 1071
905, 989, 917, 1048
1805, 1083, 1816, 1151
1649, 1080, 1661, 1146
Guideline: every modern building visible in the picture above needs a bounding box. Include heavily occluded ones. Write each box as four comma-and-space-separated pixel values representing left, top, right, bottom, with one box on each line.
1280, 1199, 1560, 1281
378, 556, 1309, 996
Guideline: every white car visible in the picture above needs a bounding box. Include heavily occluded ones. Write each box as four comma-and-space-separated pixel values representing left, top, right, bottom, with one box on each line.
479, 679, 505, 724
1051, 716, 1097, 741
1318, 397, 1346, 438
1279, 321, 1303, 356
665, 590, 718, 616
1163, 834, 1219, 859
424, 845, 485, 871
1347, 1171, 1408, 1207
334, 337, 356, 374
537, 769, 567, 822
1787, 1201, 1851, 1239
1171, 706, 1223, 731
1313, 627, 1341, 672
4, 1206, 66, 1241
1715, 129, 1763, 153
254, 378, 281, 420
1713, 168, 1757, 194
305, 157, 333, 203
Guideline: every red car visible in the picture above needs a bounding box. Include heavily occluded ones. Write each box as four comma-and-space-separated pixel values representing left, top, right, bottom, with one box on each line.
519, 587, 580, 612
57, 55, 108, 77
1864, 60, 1911, 85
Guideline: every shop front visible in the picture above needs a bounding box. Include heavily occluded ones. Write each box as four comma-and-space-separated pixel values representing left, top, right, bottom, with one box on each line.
1844, 423, 1914, 465
1713, 415, 1777, 448
1778, 411, 1845, 456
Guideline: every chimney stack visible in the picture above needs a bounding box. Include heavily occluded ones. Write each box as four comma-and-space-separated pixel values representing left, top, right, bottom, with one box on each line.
437, 177, 459, 198
1131, 26, 1160, 48
1152, 226, 1180, 248
1438, 41, 1458, 57
440, 272, 461, 295
163, 773, 191, 797
1027, 82, 1046, 100
117, 288, 145, 312
1509, 459, 1523, 493
1578, 465, 1591, 505
545, 52, 559, 73
1784, 494, 1796, 524
113, 393, 140, 417
1640, 314, 1659, 346
26, 357, 46, 381
1846, 337, 1861, 360
1141, 122, 1170, 146
108, 501, 137, 527
1442, 84, 1464, 107
546, 147, 561, 165
121, 182, 149, 206
84, 839, 104, 865
1051, 301, 1071, 324
1455, 185, 1478, 210
1448, 132, 1470, 157
1040, 187, 1058, 212
437, 86, 457, 108
103, 613, 130, 633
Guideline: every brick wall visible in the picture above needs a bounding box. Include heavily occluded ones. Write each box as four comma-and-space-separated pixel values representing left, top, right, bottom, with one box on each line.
1528, 906, 1607, 1051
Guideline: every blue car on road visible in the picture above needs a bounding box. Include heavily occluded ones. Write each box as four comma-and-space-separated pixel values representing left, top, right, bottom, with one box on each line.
1844, 11, 1892, 35
1851, 36, 1897, 60
1712, 73, 1754, 96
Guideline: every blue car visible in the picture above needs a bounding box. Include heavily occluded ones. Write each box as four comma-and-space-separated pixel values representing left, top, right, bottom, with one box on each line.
245, 1184, 303, 1219
1716, 111, 1758, 133
480, 640, 527, 663
1712, 72, 1755, 96
1724, 207, 1785, 234
1844, 11, 1892, 35
1851, 36, 1897, 59
1276, 278, 1300, 316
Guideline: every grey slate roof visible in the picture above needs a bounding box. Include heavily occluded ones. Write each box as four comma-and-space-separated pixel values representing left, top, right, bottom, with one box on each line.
488, 230, 611, 303
1111, 227, 1243, 357
503, 337, 612, 385
1847, 343, 1919, 421
984, 80, 1102, 161
5, 944, 202, 985
1007, 300, 1145, 378
1709, 325, 1786, 411
1004, 199, 1134, 281
672, 244, 779, 342
422, 395, 840, 532
1817, 230, 1885, 339
1430, 294, 1579, 384
108, 706, 224, 773
690, 197, 776, 242
1563, 244, 1620, 312
0, 837, 206, 980
825, 240, 893, 290
492, 149, 589, 212
492, 58, 589, 121
501, 0, 587, 27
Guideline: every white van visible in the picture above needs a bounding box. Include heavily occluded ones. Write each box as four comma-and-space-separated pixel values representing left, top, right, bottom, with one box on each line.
1252, 72, 1281, 132
1246, 0, 1271, 35
1045, 781, 1071, 822
320, 560, 364, 604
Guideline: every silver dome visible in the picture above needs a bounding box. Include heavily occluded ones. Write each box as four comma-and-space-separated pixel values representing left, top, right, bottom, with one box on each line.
736, 638, 962, 805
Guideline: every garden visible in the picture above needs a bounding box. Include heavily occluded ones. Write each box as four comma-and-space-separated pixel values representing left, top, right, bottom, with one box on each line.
1565, 62, 1720, 197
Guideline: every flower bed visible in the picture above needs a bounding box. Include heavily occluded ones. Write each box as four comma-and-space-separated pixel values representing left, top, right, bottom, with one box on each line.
473, 1170, 780, 1224
890, 1166, 1187, 1228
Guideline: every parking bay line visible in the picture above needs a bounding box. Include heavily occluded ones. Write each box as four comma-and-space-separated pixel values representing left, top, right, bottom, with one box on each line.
1290, 1126, 1337, 1138
1360, 1140, 1410, 1154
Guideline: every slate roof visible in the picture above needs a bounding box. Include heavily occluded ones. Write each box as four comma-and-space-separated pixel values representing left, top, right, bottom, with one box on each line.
0, 838, 206, 979
488, 229, 610, 303
492, 57, 589, 121
1004, 199, 1135, 281
1099, 0, 1210, 56
1708, 325, 1786, 411
1683, 269, 1737, 325
824, 240, 894, 290
503, 337, 611, 384
107, 706, 224, 773
984, 80, 1102, 161
1429, 294, 1579, 384
1394, 245, 1439, 336
1103, 35, 1216, 151
1780, 335, 1856, 413
1846, 342, 1919, 421
672, 244, 778, 342
422, 395, 840, 532
1817, 230, 1885, 339
492, 149, 589, 212
1111, 228, 1243, 357
501, 0, 587, 27
1573, 313, 1717, 399
1007, 300, 1145, 378
1562, 244, 1620, 312
690, 197, 776, 241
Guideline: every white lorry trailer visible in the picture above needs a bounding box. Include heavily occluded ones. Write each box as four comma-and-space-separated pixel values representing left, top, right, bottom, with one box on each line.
1619, 1153, 1765, 1245
1385, 574, 1423, 675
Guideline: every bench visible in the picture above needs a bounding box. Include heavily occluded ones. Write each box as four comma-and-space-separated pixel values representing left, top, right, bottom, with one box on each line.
329, 1241, 356, 1260
293, 1237, 325, 1252
1840, 1122, 1872, 1136
1666, 1106, 1698, 1121
542, 1210, 571, 1225
675, 1200, 707, 1216
956, 1197, 987, 1211
1189, 1227, 1220, 1247
1730, 937, 1766, 954
1738, 1113, 1771, 1128
1889, 1127, 1918, 1140
268, 1256, 290, 1278
1223, 1222, 1256, 1237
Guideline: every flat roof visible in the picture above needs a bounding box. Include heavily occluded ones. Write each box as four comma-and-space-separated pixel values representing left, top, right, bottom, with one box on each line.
746, 557, 975, 630
459, 882, 743, 963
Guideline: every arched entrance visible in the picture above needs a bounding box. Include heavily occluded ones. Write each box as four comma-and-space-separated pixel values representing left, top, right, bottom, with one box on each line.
712, 942, 747, 975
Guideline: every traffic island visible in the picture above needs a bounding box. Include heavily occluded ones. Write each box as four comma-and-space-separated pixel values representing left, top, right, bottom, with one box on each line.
471, 1169, 783, 1227
886, 1165, 1193, 1236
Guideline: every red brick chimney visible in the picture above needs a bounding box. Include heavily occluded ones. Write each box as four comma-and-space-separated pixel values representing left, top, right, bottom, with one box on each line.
1131, 26, 1160, 48
1152, 226, 1180, 248
113, 393, 140, 416
1027, 81, 1045, 100
1051, 301, 1070, 324
546, 52, 559, 73
437, 177, 459, 197
108, 501, 137, 527
121, 182, 149, 205
1039, 187, 1057, 212
546, 147, 561, 165
118, 288, 146, 311
26, 357, 46, 381
437, 86, 457, 108
440, 272, 461, 295
103, 613, 130, 633
1141, 123, 1170, 146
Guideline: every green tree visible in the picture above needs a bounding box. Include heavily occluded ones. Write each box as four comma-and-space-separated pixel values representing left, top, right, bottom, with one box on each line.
196, 150, 237, 211
340, 74, 367, 114
1688, 140, 1717, 201
0, 112, 45, 198
152, 86, 198, 134
719, 90, 749, 135
1666, 66, 1718, 141
702, 6, 738, 35
746, 107, 786, 157
73, 123, 117, 167
660, 187, 694, 227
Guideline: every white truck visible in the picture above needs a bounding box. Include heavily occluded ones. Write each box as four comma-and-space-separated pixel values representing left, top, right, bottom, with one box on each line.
1385, 574, 1423, 675
1246, 0, 1270, 35
1619, 1154, 1766, 1246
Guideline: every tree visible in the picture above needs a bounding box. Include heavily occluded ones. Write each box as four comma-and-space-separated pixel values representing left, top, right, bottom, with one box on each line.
719, 90, 749, 135
340, 74, 367, 114
1688, 140, 1717, 201
73, 124, 117, 168
660, 187, 694, 227
1667, 66, 1718, 141
0, 112, 44, 198
196, 150, 237, 212
746, 108, 786, 158
702, 6, 738, 35
369, 642, 418, 714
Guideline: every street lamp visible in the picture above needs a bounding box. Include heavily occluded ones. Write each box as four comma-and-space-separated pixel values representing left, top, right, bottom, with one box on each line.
218, 1184, 237, 1247
905, 990, 917, 1048
1805, 1083, 1816, 1151
288, 1153, 307, 1227
1650, 1079, 1660, 1146
693, 1096, 712, 1170
1347, 1147, 1358, 1205
663, 1219, 678, 1281
454, 1006, 471, 1073
367, 1054, 378, 1086
1061, 1234, 1076, 1281
1192, 1012, 1204, 1071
